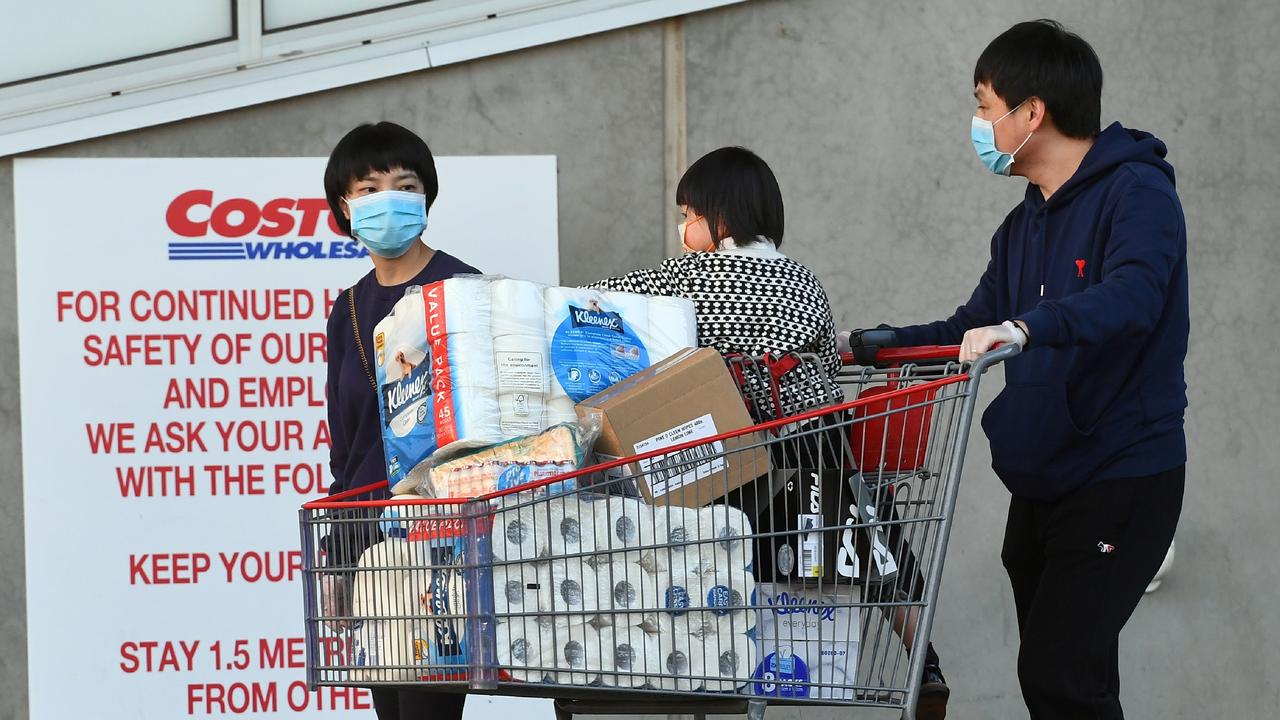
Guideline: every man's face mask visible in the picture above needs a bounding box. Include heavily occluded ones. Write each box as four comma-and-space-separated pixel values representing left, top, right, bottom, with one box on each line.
971, 99, 1033, 176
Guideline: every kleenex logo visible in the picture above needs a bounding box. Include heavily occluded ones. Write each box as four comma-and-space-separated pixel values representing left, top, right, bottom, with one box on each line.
384, 364, 430, 418
569, 304, 625, 333
767, 591, 837, 621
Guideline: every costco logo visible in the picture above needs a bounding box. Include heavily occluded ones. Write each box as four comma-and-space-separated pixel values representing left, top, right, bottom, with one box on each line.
165, 189, 368, 261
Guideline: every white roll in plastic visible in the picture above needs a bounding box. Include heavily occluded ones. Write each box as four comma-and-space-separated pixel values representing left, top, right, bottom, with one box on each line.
640, 507, 703, 574
544, 560, 601, 624
544, 623, 604, 685
654, 567, 703, 618
490, 279, 546, 337
647, 296, 698, 363
599, 625, 661, 688
599, 496, 658, 554
348, 540, 420, 682
600, 561, 658, 614
442, 333, 499, 389
695, 568, 757, 636
492, 503, 545, 563
695, 505, 753, 571
496, 618, 549, 682
656, 632, 699, 691
545, 394, 579, 427
690, 632, 756, 692
604, 291, 651, 346
492, 563, 547, 619
440, 277, 493, 335
544, 495, 598, 558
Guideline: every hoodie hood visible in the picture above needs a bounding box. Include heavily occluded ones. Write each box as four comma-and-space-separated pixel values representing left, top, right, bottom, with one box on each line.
1030, 123, 1176, 210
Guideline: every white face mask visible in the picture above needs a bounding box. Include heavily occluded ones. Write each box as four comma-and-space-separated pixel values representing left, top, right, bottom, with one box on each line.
678, 221, 695, 253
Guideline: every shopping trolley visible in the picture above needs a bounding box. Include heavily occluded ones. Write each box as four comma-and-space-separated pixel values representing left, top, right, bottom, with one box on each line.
299, 343, 1017, 720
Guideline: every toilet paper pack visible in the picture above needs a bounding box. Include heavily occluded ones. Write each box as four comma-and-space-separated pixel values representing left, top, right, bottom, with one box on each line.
374, 282, 505, 490
378, 276, 697, 494
545, 288, 652, 403
689, 631, 757, 693
405, 536, 470, 676
497, 617, 551, 682
751, 583, 860, 699
599, 625, 661, 688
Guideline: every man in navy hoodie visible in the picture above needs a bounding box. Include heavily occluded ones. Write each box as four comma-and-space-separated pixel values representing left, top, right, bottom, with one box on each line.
852, 19, 1188, 719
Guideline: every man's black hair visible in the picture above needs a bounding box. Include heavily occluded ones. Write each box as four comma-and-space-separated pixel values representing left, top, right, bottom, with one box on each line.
676, 146, 785, 248
974, 19, 1103, 139
324, 122, 439, 236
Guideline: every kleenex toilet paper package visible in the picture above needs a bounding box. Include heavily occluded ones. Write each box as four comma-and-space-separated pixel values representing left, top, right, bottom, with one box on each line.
751, 583, 860, 699
377, 276, 698, 494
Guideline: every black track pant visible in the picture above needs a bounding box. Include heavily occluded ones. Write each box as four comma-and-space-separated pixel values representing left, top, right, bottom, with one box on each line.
1001, 465, 1184, 719
371, 689, 465, 720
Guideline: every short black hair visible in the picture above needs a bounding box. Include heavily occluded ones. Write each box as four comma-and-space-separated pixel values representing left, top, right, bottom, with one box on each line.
676, 146, 785, 248
974, 19, 1103, 140
324, 122, 439, 236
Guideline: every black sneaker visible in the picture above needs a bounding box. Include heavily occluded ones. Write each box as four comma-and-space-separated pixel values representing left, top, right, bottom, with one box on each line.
915, 664, 950, 720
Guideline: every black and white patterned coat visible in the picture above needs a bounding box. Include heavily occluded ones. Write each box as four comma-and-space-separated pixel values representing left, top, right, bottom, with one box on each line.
589, 239, 843, 417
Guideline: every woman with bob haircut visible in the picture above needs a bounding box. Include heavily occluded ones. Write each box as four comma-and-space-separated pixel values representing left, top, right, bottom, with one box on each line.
319, 121, 476, 720
589, 146, 840, 415
588, 146, 950, 718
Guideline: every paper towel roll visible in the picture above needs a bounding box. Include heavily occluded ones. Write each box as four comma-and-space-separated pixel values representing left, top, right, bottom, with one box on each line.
599, 625, 661, 688
492, 563, 547, 620
496, 618, 547, 682
647, 296, 698, 363
491, 503, 545, 563
493, 334, 550, 395
543, 495, 599, 558
690, 632, 756, 692
440, 277, 492, 335
348, 616, 419, 683
695, 505, 753, 571
491, 279, 546, 337
544, 560, 602, 624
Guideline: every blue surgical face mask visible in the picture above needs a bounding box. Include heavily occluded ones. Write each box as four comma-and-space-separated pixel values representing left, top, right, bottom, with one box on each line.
971, 100, 1033, 176
344, 190, 427, 258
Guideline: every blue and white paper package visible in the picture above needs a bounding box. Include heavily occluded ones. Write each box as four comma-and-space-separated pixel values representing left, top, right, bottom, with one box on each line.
376, 276, 697, 494
751, 582, 861, 699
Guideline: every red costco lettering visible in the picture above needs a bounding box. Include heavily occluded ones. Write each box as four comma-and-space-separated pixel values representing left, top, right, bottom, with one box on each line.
165, 190, 343, 238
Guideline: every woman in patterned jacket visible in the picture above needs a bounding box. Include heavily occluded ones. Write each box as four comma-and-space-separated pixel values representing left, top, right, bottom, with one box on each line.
588, 146, 950, 719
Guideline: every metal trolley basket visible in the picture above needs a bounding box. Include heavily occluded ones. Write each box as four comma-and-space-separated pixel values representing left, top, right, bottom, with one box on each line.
299, 344, 1017, 720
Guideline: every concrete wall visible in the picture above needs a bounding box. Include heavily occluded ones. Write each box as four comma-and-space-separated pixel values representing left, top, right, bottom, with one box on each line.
2, 0, 1277, 717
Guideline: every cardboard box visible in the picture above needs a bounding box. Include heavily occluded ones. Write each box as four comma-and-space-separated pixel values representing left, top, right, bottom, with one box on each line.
577, 347, 771, 507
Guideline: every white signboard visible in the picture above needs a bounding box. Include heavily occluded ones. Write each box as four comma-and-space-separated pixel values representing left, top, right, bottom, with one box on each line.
15, 157, 559, 719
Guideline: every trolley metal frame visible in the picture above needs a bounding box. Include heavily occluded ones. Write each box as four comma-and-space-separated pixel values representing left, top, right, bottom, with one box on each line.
299, 344, 1018, 719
